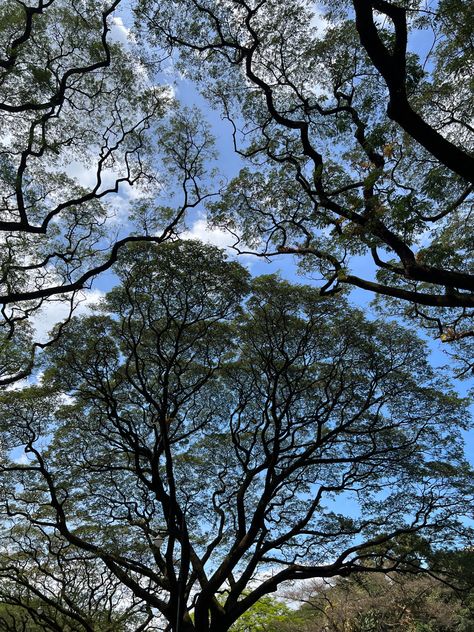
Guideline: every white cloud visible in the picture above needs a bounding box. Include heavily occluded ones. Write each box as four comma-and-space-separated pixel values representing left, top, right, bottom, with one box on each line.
110, 15, 172, 91
183, 217, 236, 250
32, 288, 105, 342
12, 450, 31, 465
310, 8, 329, 34
182, 215, 259, 271
63, 158, 147, 227
111, 16, 131, 45
65, 160, 98, 189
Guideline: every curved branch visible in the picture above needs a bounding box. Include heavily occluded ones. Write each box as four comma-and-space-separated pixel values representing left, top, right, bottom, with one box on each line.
353, 0, 474, 183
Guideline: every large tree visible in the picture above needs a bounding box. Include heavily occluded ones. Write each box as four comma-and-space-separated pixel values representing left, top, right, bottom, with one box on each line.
136, 0, 474, 352
0, 241, 471, 631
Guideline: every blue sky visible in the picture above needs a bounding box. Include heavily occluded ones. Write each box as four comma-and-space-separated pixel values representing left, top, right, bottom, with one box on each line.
33, 8, 473, 469
90, 11, 474, 475
5, 7, 470, 600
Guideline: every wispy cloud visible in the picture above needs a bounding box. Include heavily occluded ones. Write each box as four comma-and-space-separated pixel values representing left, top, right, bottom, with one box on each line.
32, 288, 105, 342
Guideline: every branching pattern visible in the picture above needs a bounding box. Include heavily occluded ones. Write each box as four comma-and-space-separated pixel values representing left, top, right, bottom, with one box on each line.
0, 242, 471, 631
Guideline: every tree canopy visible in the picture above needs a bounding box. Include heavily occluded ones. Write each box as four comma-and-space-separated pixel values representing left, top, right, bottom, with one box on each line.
0, 2, 473, 630
0, 0, 473, 382
0, 241, 472, 631
256, 558, 474, 632
0, 0, 217, 384
136, 0, 474, 357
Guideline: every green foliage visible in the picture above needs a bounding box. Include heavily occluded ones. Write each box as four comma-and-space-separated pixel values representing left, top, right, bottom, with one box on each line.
1, 0, 473, 387
270, 563, 474, 632
229, 595, 291, 632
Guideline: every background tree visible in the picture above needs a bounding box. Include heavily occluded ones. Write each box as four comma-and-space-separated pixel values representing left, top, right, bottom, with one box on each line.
0, 532, 155, 632
272, 553, 474, 632
227, 593, 291, 632
0, 241, 472, 632
136, 0, 474, 365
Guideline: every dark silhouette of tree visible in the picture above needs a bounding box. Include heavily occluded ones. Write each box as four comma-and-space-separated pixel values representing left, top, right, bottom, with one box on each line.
0, 241, 471, 632
0, 534, 155, 631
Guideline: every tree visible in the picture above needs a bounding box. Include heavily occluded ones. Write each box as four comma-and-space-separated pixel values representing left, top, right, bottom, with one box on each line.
228, 593, 291, 632
0, 539, 153, 632
135, 0, 474, 354
0, 0, 216, 385
0, 241, 472, 632
2, 0, 473, 382
273, 554, 474, 632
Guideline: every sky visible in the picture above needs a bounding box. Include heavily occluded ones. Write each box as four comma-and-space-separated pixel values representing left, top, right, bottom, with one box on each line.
4, 4, 472, 617
29, 5, 474, 471
123, 12, 473, 468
